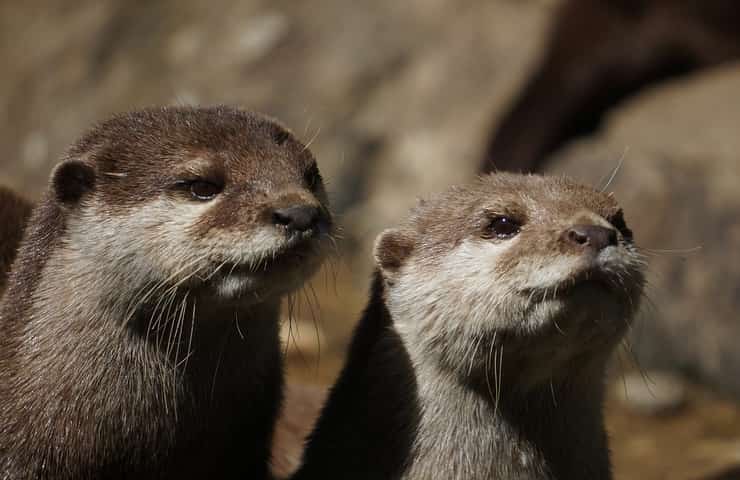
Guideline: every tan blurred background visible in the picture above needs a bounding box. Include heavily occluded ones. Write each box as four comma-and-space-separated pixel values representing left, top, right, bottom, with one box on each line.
1, 1, 740, 478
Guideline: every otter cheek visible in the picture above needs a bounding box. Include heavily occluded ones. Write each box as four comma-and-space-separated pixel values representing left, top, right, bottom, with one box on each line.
216, 275, 251, 299
516, 255, 580, 292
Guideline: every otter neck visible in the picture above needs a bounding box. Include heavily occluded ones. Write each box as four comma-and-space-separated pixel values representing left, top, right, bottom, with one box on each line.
38, 239, 281, 368
1, 215, 282, 479
403, 361, 611, 480
296, 273, 611, 480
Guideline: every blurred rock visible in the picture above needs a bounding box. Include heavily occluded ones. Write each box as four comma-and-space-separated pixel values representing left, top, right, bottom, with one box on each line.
0, 0, 556, 282
549, 65, 740, 397
614, 371, 687, 416
480, 0, 740, 174
701, 466, 740, 480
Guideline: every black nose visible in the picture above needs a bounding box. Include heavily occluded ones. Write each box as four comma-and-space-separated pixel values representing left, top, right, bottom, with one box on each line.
273, 205, 323, 234
563, 224, 618, 251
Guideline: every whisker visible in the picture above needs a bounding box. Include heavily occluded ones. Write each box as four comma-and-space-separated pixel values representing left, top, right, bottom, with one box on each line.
621, 338, 655, 396
615, 348, 630, 401
637, 245, 702, 256
306, 283, 323, 374
485, 332, 497, 411
495, 343, 504, 417
303, 125, 322, 151
467, 333, 484, 377
599, 147, 628, 193
173, 291, 189, 366
176, 296, 197, 371
549, 379, 558, 408
235, 311, 245, 341
210, 329, 231, 404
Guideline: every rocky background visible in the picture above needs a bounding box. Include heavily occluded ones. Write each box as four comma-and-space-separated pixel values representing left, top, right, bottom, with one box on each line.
1, 1, 739, 478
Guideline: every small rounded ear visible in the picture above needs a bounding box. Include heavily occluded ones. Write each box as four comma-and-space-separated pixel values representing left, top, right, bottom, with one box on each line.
373, 228, 416, 276
51, 160, 95, 205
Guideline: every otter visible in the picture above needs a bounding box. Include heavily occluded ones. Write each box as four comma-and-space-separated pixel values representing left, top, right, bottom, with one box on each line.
0, 106, 332, 479
294, 173, 645, 479
0, 186, 32, 294
481, 0, 740, 173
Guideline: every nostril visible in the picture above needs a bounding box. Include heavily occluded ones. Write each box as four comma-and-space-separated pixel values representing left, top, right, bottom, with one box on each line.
606, 228, 618, 246
564, 224, 618, 251
272, 210, 293, 227
272, 205, 321, 233
568, 229, 589, 245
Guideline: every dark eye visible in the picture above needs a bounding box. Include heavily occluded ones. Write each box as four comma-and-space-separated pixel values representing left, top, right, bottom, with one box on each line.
189, 180, 222, 201
304, 163, 322, 191
485, 215, 520, 239
607, 210, 633, 241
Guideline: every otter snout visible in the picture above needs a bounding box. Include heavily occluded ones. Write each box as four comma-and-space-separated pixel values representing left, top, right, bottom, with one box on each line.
273, 205, 328, 235
562, 224, 618, 252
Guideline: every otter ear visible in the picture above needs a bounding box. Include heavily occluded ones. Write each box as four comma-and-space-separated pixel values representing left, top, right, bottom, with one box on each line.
374, 228, 416, 277
51, 160, 95, 205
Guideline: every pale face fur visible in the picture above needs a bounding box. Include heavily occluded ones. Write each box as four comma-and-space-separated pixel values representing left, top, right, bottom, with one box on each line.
378, 173, 645, 391
67, 178, 325, 311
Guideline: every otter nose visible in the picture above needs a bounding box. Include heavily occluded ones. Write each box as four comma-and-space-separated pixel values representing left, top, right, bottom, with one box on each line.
273, 205, 323, 234
563, 224, 618, 251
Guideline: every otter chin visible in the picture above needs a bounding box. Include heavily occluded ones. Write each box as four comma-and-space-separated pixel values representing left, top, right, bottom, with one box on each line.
512, 252, 641, 343
200, 218, 330, 302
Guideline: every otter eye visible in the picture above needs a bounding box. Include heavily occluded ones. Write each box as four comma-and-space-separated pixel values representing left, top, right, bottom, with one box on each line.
486, 215, 520, 239
189, 180, 222, 201
607, 210, 633, 241
304, 163, 322, 191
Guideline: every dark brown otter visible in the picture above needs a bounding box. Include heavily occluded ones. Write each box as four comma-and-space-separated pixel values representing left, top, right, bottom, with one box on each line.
0, 106, 333, 479
0, 186, 32, 294
294, 173, 645, 479
481, 0, 740, 173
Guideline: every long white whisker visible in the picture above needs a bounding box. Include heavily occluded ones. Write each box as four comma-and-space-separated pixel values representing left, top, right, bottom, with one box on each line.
600, 147, 627, 192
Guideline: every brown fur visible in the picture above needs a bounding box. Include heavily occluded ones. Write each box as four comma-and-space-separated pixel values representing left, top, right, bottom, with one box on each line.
482, 0, 740, 173
0, 106, 332, 479
295, 173, 645, 479
0, 186, 32, 295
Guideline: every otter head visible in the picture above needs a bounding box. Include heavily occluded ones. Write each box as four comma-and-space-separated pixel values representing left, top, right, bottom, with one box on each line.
51, 106, 332, 311
374, 173, 644, 390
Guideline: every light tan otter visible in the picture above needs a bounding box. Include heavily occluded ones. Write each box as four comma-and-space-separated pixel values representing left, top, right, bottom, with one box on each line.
294, 173, 645, 480
0, 106, 333, 479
